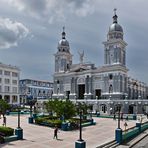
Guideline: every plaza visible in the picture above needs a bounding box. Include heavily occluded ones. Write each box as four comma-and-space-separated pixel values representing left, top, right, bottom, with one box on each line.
0, 114, 144, 148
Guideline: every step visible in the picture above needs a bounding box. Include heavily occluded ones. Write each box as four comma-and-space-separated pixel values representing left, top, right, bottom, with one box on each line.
96, 140, 116, 148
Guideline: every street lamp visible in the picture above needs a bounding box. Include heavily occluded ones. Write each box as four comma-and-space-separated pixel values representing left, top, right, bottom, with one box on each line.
17, 106, 20, 128
76, 103, 83, 141
27, 95, 37, 123
75, 102, 86, 148
115, 104, 122, 144
15, 105, 23, 140
117, 105, 121, 129
79, 110, 83, 141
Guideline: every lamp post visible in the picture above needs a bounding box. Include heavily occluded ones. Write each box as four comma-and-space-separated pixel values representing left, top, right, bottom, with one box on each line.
15, 105, 23, 140
27, 95, 36, 123
115, 104, 122, 144
75, 102, 86, 148
79, 110, 83, 141
17, 106, 20, 128
117, 105, 121, 129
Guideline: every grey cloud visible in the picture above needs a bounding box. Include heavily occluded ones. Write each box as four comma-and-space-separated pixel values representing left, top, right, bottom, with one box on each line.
5, 0, 96, 22
0, 18, 29, 49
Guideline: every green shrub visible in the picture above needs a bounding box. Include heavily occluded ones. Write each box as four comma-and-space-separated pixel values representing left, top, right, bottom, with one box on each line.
35, 117, 45, 124
48, 116, 59, 120
45, 119, 53, 127
52, 120, 62, 128
45, 119, 62, 128
0, 126, 14, 136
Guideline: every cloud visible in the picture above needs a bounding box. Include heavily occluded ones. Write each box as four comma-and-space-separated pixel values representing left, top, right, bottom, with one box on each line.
0, 18, 29, 49
5, 0, 96, 23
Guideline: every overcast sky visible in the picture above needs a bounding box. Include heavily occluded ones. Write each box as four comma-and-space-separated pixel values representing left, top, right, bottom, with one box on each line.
0, 0, 148, 84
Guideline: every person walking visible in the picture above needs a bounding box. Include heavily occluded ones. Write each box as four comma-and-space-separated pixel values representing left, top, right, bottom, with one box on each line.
3, 116, 6, 127
113, 114, 116, 120
53, 126, 58, 139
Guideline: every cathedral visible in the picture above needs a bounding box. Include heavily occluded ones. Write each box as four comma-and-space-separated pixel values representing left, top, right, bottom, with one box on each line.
53, 10, 148, 114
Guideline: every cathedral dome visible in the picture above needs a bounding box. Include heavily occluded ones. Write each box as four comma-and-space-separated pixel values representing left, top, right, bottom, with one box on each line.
107, 9, 124, 40
109, 23, 123, 32
109, 9, 123, 33
57, 27, 70, 52
58, 39, 69, 47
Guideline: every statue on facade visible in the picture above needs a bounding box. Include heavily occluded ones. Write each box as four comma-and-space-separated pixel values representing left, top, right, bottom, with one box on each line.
78, 50, 84, 63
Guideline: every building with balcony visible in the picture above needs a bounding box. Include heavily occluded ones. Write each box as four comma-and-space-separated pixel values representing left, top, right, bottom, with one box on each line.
0, 63, 20, 104
19, 79, 53, 111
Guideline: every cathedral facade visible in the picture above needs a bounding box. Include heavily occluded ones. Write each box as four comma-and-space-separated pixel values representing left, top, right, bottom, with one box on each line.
53, 11, 148, 114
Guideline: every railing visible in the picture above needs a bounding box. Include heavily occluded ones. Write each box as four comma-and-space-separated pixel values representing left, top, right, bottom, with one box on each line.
122, 121, 148, 143
141, 121, 148, 132
122, 127, 139, 142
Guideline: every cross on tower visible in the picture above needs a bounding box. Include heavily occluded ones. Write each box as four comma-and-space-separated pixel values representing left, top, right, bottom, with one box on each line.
114, 8, 117, 15
63, 26, 65, 32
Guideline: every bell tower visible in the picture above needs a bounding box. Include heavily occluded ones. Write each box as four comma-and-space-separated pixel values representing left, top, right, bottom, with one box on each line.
103, 9, 127, 67
54, 27, 72, 73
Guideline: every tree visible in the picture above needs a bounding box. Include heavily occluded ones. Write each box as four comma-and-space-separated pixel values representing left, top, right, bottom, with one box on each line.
75, 102, 92, 119
45, 99, 76, 119
0, 99, 10, 125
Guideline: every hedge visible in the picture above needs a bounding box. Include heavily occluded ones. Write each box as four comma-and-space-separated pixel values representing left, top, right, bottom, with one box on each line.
0, 126, 14, 136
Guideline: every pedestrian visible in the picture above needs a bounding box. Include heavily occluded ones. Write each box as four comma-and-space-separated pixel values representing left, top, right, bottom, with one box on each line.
3, 116, 6, 127
113, 114, 116, 120
126, 115, 128, 121
53, 126, 58, 139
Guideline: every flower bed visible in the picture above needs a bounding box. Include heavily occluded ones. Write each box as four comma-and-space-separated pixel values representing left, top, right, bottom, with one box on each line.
0, 126, 14, 144
34, 116, 95, 130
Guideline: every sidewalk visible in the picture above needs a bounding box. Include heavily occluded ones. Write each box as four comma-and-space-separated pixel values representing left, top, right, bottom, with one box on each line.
0, 115, 137, 148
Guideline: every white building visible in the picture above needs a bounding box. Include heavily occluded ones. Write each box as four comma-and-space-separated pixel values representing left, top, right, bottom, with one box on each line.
0, 63, 20, 104
53, 10, 148, 114
19, 79, 53, 111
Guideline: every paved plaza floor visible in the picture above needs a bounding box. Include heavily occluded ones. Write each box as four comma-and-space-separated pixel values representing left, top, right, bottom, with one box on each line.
0, 115, 145, 148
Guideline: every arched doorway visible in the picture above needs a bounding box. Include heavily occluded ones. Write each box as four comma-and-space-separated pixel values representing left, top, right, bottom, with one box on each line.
77, 77, 85, 99
78, 85, 85, 99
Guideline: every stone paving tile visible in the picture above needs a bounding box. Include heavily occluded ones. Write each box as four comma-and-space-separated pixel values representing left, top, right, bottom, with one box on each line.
0, 114, 146, 148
